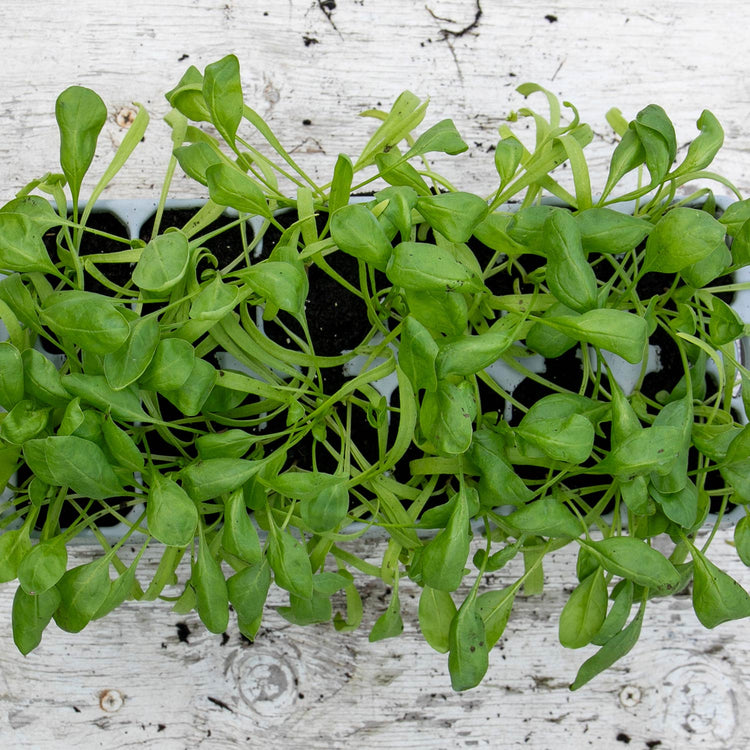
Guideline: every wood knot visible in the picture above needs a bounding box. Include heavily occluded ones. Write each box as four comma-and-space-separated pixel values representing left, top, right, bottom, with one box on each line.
99, 689, 124, 712
235, 652, 299, 722
115, 107, 138, 129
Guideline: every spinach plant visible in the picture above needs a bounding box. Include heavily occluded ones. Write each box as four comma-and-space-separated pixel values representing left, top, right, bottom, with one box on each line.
1, 56, 750, 691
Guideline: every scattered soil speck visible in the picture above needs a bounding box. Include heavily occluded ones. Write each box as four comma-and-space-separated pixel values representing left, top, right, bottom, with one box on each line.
616, 733, 631, 744
302, 118, 312, 126
220, 632, 229, 646
72, 706, 81, 713
207, 696, 233, 713
157, 724, 166, 732
176, 622, 191, 644
178, 53, 189, 61
545, 14, 558, 23
303, 35, 319, 46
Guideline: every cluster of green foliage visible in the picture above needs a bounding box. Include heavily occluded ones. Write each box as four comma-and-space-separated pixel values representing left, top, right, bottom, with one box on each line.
2, 54, 750, 691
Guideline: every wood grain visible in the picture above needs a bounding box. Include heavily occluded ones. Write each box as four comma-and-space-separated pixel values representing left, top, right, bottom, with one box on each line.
1, 0, 750, 202
1, 1, 750, 748
1, 537, 749, 750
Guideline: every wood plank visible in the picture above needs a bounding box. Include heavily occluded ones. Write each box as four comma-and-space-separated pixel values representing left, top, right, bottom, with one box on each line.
1, 536, 748, 749
1, 1, 750, 748
1, 0, 749, 202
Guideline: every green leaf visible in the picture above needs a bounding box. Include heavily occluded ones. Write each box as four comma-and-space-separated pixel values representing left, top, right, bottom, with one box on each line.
631, 104, 676, 184
369, 587, 404, 641
719, 199, 750, 236
267, 529, 313, 599
18, 538, 68, 595
388, 242, 483, 292
673, 109, 724, 176
0, 213, 58, 275
41, 291, 130, 355
222, 488, 261, 563
419, 586, 457, 653
591, 579, 634, 646
24, 436, 123, 500
691, 546, 750, 628
416, 193, 489, 243
205, 163, 270, 217
189, 275, 239, 321
570, 600, 645, 690
0, 342, 24, 410
174, 142, 222, 185
140, 337, 195, 391
196, 429, 255, 460
517, 413, 595, 464
575, 208, 651, 256
241, 261, 308, 316
399, 316, 439, 392
507, 496, 582, 539
374, 186, 418, 241
181, 457, 262, 501
0, 528, 33, 583
331, 203, 393, 272
329, 154, 353, 215
581, 537, 680, 590
650, 480, 698, 529
404, 287, 468, 336
165, 66, 210, 121
448, 594, 489, 691
526, 302, 578, 358
597, 425, 683, 479
544, 211, 598, 312
192, 533, 229, 635
436, 326, 517, 378
644, 207, 726, 273
300, 481, 350, 533
20, 349, 67, 407
53, 559, 112, 633
420, 379, 476, 455
101, 415, 144, 472
104, 315, 160, 390
132, 231, 190, 294
203, 54, 244, 146
418, 488, 471, 591
469, 430, 532, 507
55, 86, 107, 205
476, 586, 516, 648
278, 591, 333, 626
0, 400, 48, 445
92, 552, 142, 620
735, 515, 750, 567
313, 572, 351, 596
681, 241, 731, 287
161, 357, 217, 417
147, 475, 198, 547
227, 560, 271, 639
62, 373, 150, 422
708, 295, 744, 345
375, 148, 431, 195
12, 585, 61, 655
543, 308, 648, 364
494, 137, 523, 185
406, 119, 468, 158
559, 568, 608, 648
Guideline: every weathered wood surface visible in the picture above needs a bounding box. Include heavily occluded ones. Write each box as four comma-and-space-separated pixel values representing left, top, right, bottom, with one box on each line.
2, 0, 750, 202
2, 0, 750, 748
1, 538, 749, 750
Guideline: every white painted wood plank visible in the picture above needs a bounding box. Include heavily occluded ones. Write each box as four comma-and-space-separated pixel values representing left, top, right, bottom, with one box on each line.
1, 535, 748, 749
1, 0, 749, 203
1, 1, 750, 748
